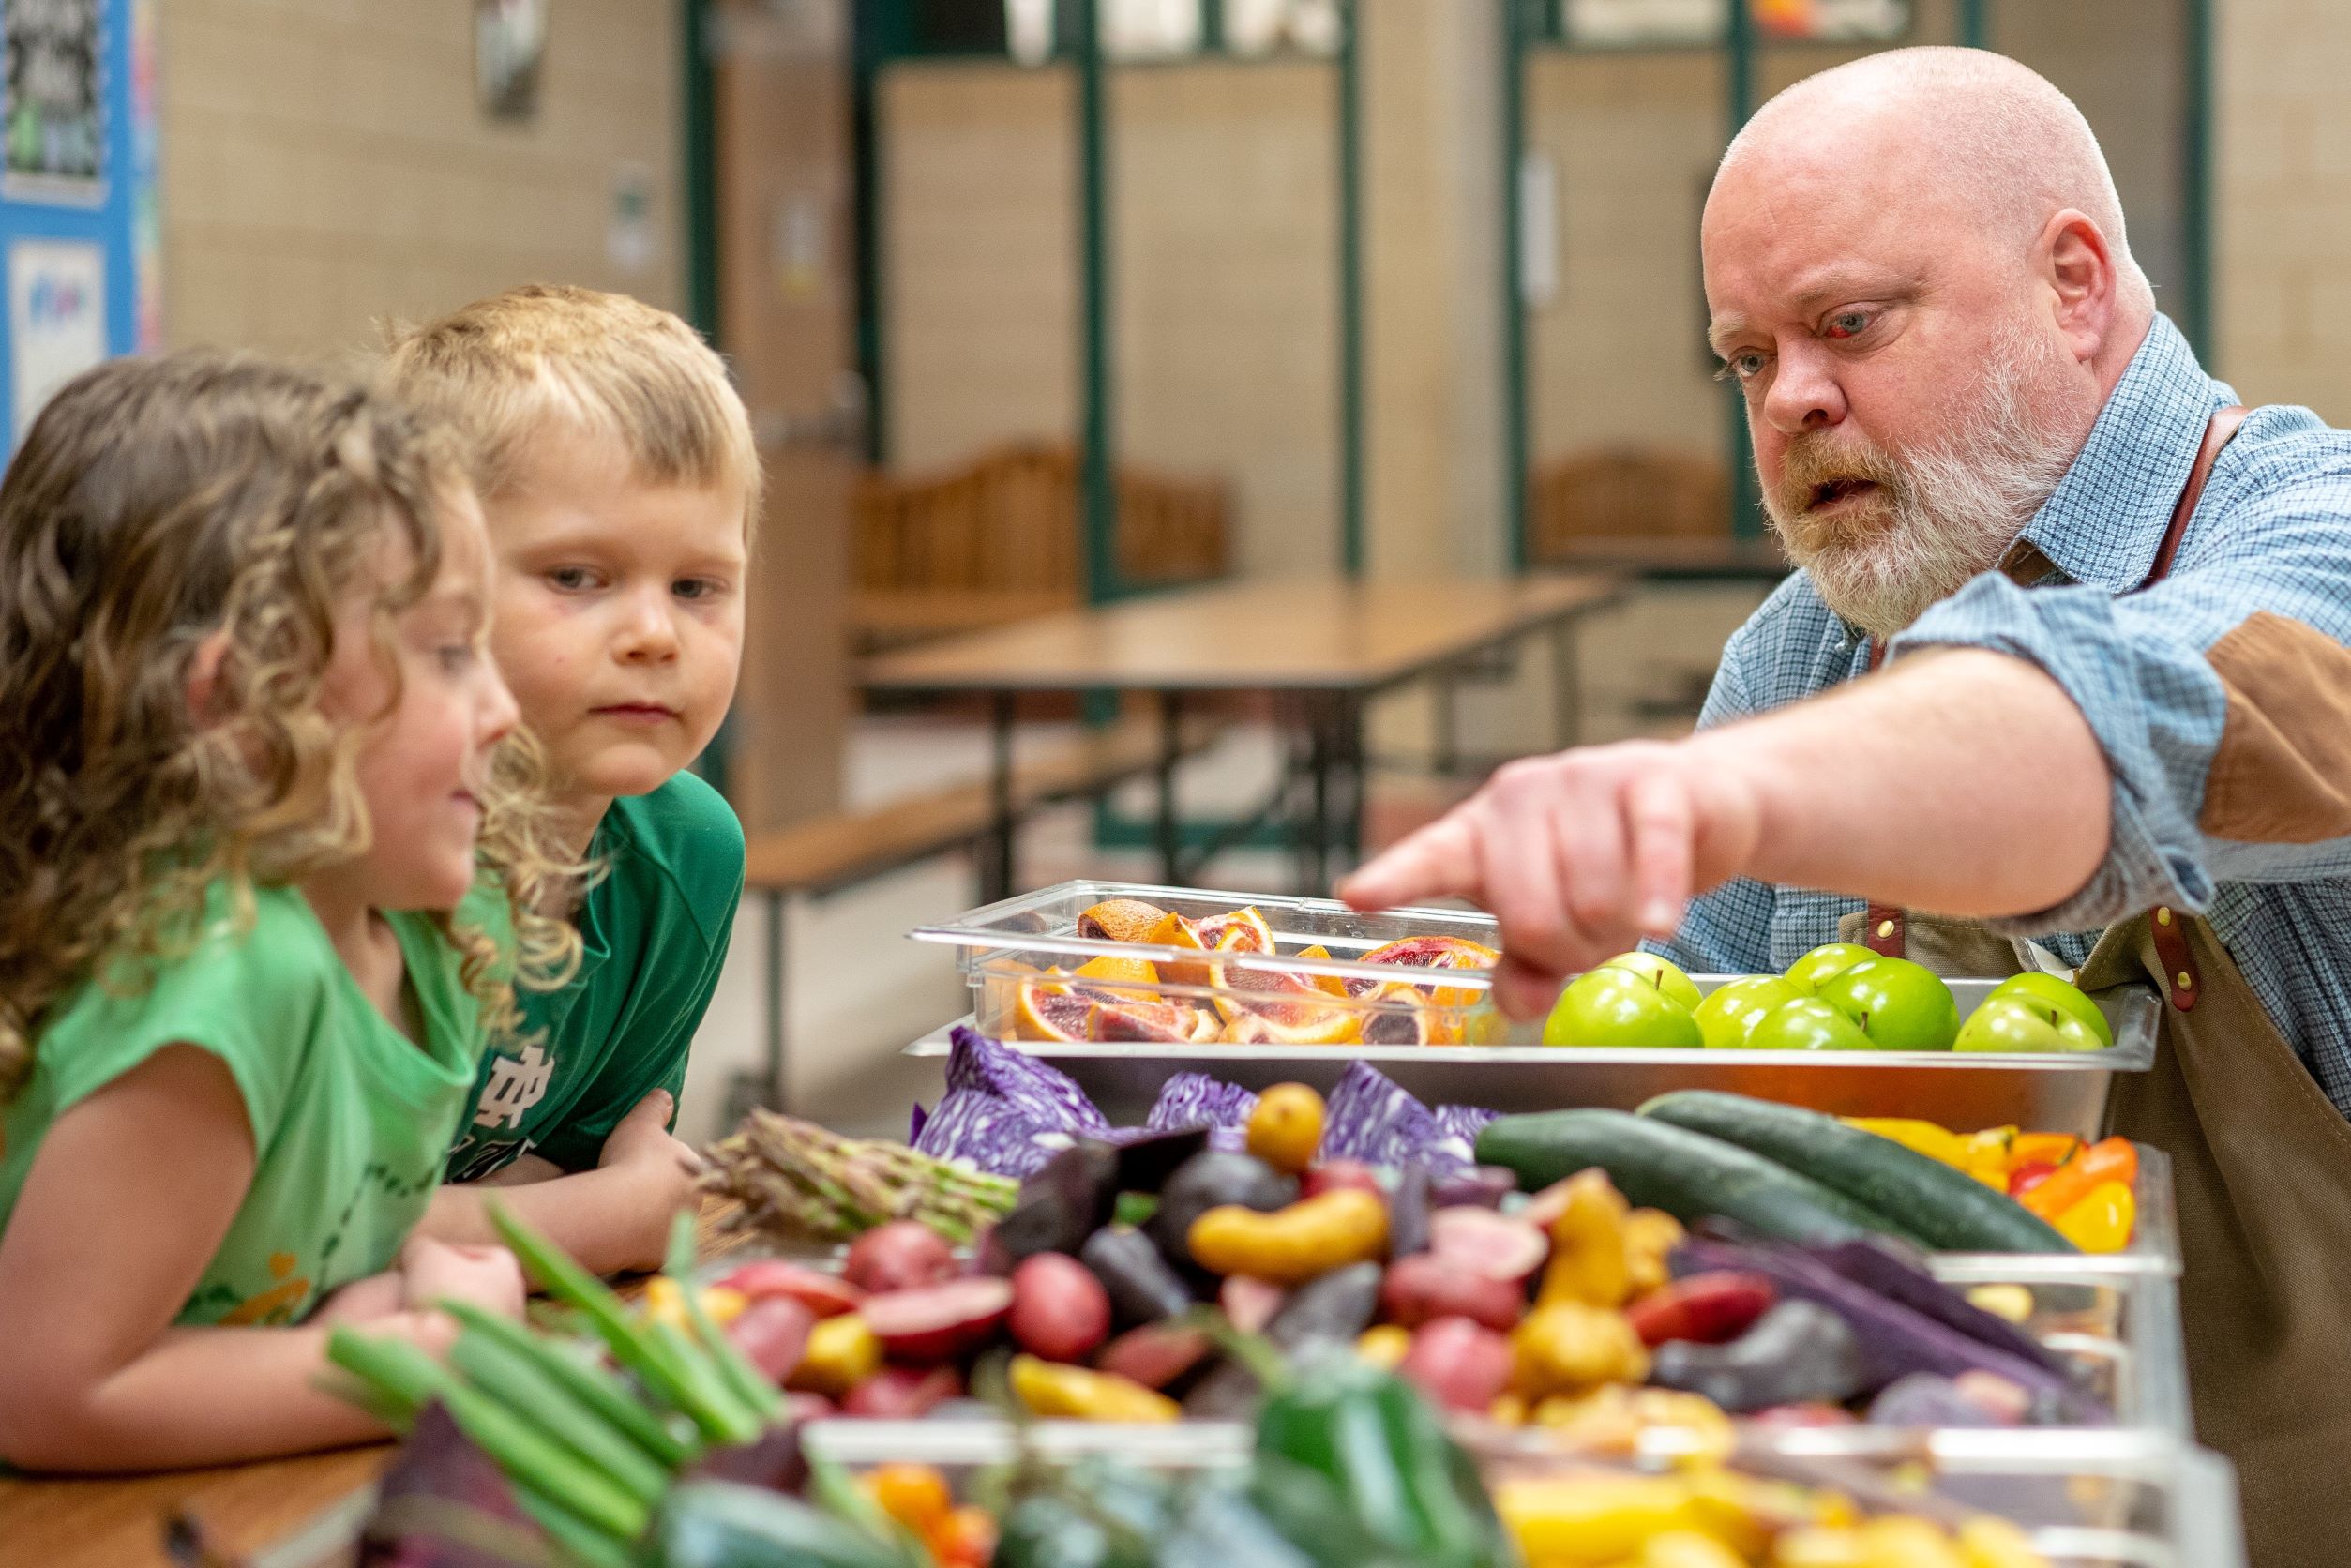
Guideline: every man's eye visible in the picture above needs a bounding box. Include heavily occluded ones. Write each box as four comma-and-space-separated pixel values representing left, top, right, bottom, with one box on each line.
1720, 351, 1768, 382
1825, 311, 1871, 339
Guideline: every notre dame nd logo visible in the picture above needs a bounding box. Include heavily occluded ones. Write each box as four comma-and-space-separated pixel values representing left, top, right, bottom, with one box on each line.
475, 1043, 554, 1129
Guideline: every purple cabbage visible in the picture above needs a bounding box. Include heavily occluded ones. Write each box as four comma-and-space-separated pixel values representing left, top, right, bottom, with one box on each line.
1433, 1103, 1498, 1145
1315, 1060, 1479, 1180
911, 1028, 1110, 1177
1147, 1072, 1259, 1135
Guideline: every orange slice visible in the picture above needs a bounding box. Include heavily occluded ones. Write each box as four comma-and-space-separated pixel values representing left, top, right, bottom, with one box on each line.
1077, 898, 1168, 943
1085, 998, 1202, 1042
1072, 953, 1161, 996
1199, 907, 1275, 956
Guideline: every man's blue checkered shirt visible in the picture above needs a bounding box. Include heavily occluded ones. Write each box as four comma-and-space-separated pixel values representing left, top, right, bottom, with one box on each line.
1654, 314, 2351, 1117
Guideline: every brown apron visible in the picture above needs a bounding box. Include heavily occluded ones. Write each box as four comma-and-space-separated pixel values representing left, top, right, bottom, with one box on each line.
1842, 407, 2351, 1568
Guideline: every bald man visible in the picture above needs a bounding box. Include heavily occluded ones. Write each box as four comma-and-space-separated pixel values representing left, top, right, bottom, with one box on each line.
1347, 48, 2351, 1561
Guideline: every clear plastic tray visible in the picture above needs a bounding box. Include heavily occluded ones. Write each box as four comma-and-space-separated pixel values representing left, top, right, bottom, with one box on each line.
798, 1423, 2240, 1568
909, 880, 2157, 1138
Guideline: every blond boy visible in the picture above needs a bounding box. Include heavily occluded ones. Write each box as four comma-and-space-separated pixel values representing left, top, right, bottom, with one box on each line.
388, 285, 753, 1274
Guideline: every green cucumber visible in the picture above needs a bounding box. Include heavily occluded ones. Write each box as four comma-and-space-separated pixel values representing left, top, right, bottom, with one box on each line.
1636, 1091, 2074, 1254
1474, 1108, 1925, 1246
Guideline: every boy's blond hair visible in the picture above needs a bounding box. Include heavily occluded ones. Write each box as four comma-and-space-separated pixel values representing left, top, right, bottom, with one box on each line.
383, 283, 761, 529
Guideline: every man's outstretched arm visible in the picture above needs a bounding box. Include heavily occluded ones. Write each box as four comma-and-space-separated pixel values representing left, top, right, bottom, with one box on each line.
1341, 648, 2109, 1019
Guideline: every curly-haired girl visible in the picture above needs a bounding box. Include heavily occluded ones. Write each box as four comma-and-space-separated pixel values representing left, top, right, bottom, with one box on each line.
0, 353, 579, 1471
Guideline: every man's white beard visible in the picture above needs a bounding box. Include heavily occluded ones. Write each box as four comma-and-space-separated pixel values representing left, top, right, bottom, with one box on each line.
1764, 329, 2083, 639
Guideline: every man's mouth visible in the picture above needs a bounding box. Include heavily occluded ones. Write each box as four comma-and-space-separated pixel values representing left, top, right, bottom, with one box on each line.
1807, 477, 1882, 512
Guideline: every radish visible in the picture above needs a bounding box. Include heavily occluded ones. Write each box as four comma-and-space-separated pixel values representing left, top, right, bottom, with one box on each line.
858, 1277, 1014, 1365
844, 1222, 957, 1293
1008, 1254, 1112, 1362
728, 1296, 816, 1381
1428, 1207, 1548, 1282
842, 1364, 964, 1417
718, 1259, 865, 1319
1096, 1323, 1212, 1390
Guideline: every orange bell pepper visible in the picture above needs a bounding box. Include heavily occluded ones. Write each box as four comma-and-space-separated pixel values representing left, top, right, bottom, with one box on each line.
2018, 1137, 2137, 1221
2011, 1132, 2081, 1168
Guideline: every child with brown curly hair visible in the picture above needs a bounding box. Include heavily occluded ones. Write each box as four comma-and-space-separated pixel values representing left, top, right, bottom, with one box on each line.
0, 353, 579, 1471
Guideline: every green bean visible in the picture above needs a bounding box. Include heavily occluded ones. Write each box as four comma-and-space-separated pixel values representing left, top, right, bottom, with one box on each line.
662, 1214, 786, 1424
514, 1480, 642, 1568
441, 1300, 695, 1469
648, 1318, 765, 1446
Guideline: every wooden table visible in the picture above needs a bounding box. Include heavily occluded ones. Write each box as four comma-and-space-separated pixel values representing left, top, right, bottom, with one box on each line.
1536, 535, 1791, 580
863, 574, 1627, 895
0, 1202, 757, 1568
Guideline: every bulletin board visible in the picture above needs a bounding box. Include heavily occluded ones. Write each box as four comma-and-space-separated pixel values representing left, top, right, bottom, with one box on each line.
0, 0, 158, 450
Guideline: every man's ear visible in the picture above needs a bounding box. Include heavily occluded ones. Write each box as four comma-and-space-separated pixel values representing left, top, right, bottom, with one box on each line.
185, 628, 231, 722
2042, 208, 2117, 364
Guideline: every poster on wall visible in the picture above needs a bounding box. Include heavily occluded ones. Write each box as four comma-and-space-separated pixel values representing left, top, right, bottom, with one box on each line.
4, 0, 105, 204
1560, 0, 1909, 47
9, 237, 105, 440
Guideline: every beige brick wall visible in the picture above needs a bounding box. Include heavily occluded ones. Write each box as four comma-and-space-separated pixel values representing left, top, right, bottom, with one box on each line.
159, 0, 681, 358
2214, 0, 2351, 415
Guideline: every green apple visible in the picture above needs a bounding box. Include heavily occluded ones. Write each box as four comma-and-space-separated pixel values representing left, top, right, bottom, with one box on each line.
1595, 951, 1703, 1013
1744, 996, 1875, 1051
1784, 942, 1877, 995
1957, 992, 2108, 1053
1985, 972, 2113, 1049
1693, 974, 1803, 1049
1543, 968, 1703, 1049
1814, 956, 1961, 1051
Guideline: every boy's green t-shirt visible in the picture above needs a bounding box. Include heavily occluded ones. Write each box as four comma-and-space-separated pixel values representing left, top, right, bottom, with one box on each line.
0, 882, 499, 1327
446, 771, 744, 1180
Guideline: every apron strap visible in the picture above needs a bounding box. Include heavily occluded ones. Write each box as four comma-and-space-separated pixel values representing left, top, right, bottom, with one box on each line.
1856, 404, 2248, 970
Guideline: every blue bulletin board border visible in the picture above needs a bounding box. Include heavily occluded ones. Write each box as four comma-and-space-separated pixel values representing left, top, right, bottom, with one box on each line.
0, 0, 155, 450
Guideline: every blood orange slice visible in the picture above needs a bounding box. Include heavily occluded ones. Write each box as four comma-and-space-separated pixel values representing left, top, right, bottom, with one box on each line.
1212, 964, 1364, 1046
1293, 944, 1352, 1000
1077, 898, 1168, 943
1010, 970, 1094, 1041
1085, 998, 1202, 1042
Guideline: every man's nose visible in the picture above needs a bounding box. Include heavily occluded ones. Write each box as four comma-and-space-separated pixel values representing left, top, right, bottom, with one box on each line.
1760, 343, 1846, 436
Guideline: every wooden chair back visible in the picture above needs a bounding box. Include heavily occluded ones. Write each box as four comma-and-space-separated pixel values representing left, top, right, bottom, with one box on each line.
1528, 445, 1728, 565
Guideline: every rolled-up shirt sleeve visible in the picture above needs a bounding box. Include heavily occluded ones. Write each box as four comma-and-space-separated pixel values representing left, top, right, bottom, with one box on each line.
1893, 456, 2351, 934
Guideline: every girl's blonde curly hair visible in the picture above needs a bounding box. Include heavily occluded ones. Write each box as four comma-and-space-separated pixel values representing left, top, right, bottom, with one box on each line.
0, 352, 580, 1101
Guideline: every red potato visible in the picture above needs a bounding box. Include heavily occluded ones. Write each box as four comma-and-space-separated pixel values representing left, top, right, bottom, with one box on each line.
1300, 1160, 1384, 1201
859, 1277, 1015, 1365
1427, 1207, 1548, 1283
844, 1222, 959, 1294
1008, 1254, 1113, 1363
783, 1392, 837, 1423
1748, 1403, 1859, 1430
718, 1260, 866, 1319
1219, 1274, 1289, 1335
1398, 1317, 1514, 1412
727, 1296, 817, 1382
1379, 1253, 1526, 1333
841, 1364, 965, 1418
1095, 1323, 1213, 1390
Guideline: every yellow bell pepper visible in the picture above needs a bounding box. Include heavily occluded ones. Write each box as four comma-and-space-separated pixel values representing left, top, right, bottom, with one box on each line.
1963, 1284, 2037, 1325
641, 1275, 691, 1333
1859, 1517, 1969, 1568
698, 1285, 747, 1327
2054, 1180, 2136, 1253
1959, 1126, 2018, 1189
1772, 1526, 1872, 1567
1494, 1475, 1709, 1565
1623, 1209, 1686, 1298
1008, 1354, 1180, 1422
1639, 1531, 1747, 1568
1841, 1118, 1970, 1168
